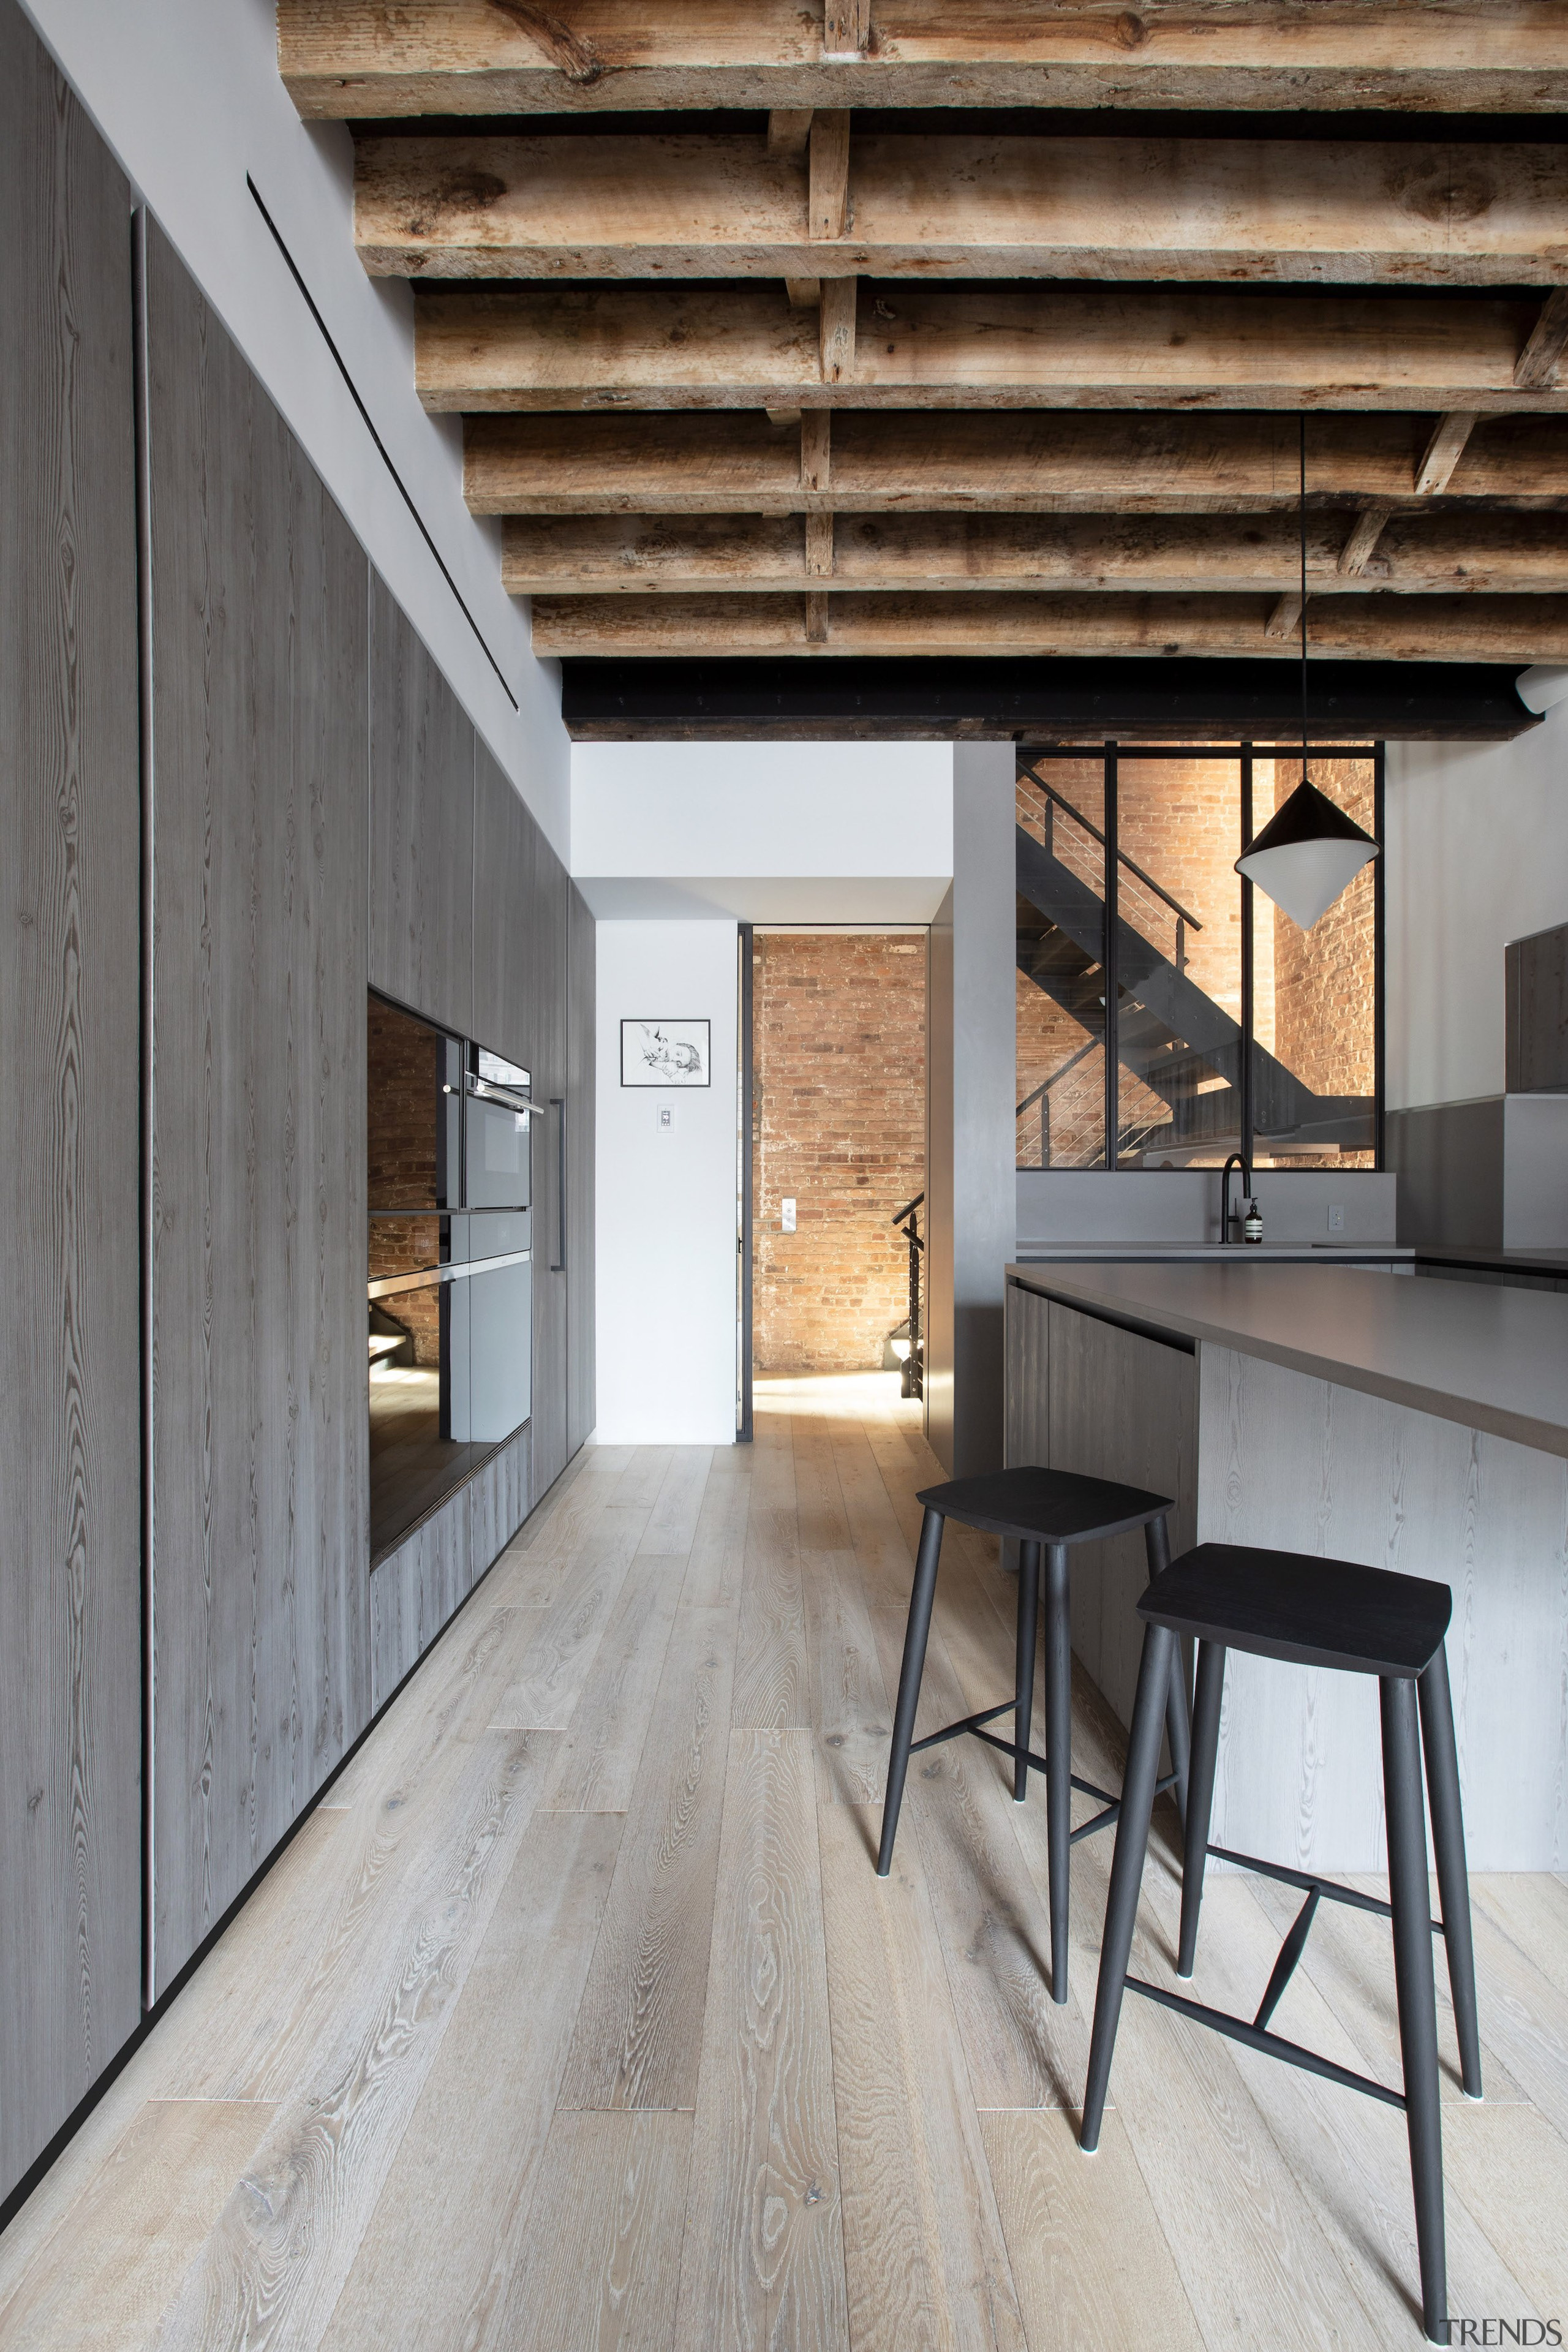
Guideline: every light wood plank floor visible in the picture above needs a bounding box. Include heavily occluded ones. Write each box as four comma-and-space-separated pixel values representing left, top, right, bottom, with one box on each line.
3, 1373, 1566, 2350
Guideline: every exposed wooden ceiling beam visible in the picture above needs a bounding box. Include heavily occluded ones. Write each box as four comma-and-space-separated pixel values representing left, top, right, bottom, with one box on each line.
1414, 410, 1480, 492
529, 588, 1568, 661
499, 509, 1568, 595
356, 131, 1568, 287
417, 284, 1568, 413
279, 2, 1568, 119
463, 410, 1568, 516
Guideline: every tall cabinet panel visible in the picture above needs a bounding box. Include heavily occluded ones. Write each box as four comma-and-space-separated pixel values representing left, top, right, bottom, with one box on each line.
0, 0, 142, 2205
529, 840, 571, 1498
567, 885, 597, 1457
145, 222, 371, 1996
473, 746, 570, 1498
368, 575, 474, 1038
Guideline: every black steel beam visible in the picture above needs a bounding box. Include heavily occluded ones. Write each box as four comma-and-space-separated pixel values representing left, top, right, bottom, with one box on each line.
560, 656, 1539, 743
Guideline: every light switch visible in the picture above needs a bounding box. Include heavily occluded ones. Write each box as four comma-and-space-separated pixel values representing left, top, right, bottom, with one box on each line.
1327, 1203, 1344, 1231
782, 1197, 797, 1232
658, 1106, 674, 1133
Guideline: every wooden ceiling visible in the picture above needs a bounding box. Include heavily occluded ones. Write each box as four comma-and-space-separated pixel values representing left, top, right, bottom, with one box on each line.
279, 3, 1568, 668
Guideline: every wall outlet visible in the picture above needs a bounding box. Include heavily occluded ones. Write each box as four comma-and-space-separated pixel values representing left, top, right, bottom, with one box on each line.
1327, 1203, 1344, 1232
657, 1105, 674, 1133
782, 1197, 797, 1233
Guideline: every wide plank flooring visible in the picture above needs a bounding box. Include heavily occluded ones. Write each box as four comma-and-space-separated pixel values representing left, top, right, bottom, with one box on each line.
2, 1371, 1566, 2350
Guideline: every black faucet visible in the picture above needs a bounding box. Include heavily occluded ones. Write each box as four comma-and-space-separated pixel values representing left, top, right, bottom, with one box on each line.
1220, 1152, 1251, 1244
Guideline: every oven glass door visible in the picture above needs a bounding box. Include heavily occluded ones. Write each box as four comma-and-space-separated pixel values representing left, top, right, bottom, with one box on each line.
464, 1088, 532, 1211
368, 1207, 532, 1562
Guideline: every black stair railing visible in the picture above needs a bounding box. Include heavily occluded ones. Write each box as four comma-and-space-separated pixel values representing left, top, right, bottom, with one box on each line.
891, 1193, 924, 1400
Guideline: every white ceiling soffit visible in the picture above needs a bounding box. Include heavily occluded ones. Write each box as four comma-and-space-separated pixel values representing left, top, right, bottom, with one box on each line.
573, 875, 951, 923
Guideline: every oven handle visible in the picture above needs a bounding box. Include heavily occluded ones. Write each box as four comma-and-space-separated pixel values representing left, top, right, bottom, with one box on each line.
368, 1248, 531, 1302
466, 1072, 533, 1118
551, 1098, 566, 1273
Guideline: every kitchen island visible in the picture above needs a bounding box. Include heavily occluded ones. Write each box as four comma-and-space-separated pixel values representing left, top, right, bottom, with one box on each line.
1005, 1258, 1568, 1871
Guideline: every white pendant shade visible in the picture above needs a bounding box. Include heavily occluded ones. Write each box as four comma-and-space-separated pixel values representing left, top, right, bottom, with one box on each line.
1236, 835, 1378, 930
1234, 775, 1379, 930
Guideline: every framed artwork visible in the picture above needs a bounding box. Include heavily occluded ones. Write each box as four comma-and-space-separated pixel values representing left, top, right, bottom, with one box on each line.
620, 1018, 711, 1087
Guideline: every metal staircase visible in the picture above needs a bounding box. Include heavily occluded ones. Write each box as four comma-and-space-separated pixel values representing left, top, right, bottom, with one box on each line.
1016, 774, 1371, 1168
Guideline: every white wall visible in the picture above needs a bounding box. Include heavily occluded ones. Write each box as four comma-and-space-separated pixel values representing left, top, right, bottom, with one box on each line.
20, 0, 569, 853
571, 739, 953, 921
1386, 698, 1568, 1110
594, 922, 740, 1446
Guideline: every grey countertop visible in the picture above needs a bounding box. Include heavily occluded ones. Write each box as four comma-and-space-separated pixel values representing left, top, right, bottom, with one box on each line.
1006, 1257, 1568, 1460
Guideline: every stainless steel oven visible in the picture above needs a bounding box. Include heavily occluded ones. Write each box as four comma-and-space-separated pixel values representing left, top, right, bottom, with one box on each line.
368, 998, 535, 1562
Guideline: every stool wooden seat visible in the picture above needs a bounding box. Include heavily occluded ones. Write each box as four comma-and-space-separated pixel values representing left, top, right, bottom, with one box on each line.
878, 1464, 1191, 2005
1080, 1541, 1482, 2348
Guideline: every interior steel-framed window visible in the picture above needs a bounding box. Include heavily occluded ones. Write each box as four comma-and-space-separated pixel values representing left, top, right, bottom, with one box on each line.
1015, 742, 1383, 1174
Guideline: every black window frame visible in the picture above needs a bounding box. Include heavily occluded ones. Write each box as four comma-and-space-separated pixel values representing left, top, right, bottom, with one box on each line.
1017, 740, 1384, 1174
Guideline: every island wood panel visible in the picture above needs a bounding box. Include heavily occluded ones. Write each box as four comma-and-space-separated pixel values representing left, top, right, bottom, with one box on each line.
146, 221, 371, 1996
1044, 1297, 1198, 1733
368, 572, 475, 1039
1003, 1278, 1049, 1472
466, 1423, 531, 1580
368, 1489, 473, 1713
1196, 1341, 1568, 1873
530, 838, 572, 1500
567, 883, 597, 1458
0, 0, 142, 2206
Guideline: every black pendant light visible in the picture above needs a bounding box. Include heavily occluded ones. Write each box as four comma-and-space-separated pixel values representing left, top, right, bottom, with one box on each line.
1235, 418, 1380, 930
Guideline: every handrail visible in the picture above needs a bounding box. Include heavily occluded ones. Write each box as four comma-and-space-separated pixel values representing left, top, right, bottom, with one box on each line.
1017, 1036, 1099, 1119
892, 1192, 925, 1226
1019, 763, 1204, 932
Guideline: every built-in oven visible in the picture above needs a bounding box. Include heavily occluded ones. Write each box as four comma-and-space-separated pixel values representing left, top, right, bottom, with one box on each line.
464, 1046, 533, 1211
367, 995, 535, 1562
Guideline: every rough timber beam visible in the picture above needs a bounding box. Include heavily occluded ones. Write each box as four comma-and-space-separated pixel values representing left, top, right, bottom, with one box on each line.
463, 411, 1568, 516
279, 2, 1568, 118
417, 285, 1568, 414
529, 590, 1568, 662
355, 132, 1568, 288
500, 510, 1568, 597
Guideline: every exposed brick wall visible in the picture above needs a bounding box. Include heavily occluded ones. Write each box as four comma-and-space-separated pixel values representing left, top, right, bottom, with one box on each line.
1016, 750, 1374, 1172
753, 932, 925, 1374
368, 997, 442, 1365
1265, 755, 1377, 1159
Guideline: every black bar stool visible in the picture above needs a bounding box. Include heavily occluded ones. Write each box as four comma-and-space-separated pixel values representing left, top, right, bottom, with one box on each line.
878, 1466, 1192, 2004
1079, 1542, 1482, 2348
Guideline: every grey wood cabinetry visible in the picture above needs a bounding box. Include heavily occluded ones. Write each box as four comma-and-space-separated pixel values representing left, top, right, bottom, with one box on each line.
531, 846, 571, 1498
0, 0, 142, 2206
1506, 920, 1568, 1094
473, 744, 571, 1499
369, 575, 475, 1038
567, 884, 597, 1455
144, 222, 371, 1997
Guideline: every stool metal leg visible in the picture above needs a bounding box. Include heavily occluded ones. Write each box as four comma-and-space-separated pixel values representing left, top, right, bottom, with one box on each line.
1417, 1645, 1482, 2100
1145, 1513, 1191, 1829
877, 1507, 944, 1877
1014, 1540, 1041, 1805
1079, 1621, 1177, 2152
1044, 1541, 1072, 2004
1382, 1673, 1449, 2346
1177, 1640, 1226, 1978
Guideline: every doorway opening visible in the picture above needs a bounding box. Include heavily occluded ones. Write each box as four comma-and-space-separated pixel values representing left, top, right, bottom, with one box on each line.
746, 927, 928, 1409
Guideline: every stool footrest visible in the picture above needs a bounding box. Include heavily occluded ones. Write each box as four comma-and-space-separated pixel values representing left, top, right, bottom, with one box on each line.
907, 1700, 1174, 1850
1208, 1844, 1444, 1936
1124, 1976, 1406, 2112
908, 1701, 1014, 1757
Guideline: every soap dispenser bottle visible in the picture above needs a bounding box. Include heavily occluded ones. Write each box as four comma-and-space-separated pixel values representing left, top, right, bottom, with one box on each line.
1243, 1196, 1263, 1245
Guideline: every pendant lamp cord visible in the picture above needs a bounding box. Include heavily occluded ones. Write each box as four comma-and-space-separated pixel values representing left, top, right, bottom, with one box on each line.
1299, 412, 1309, 782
